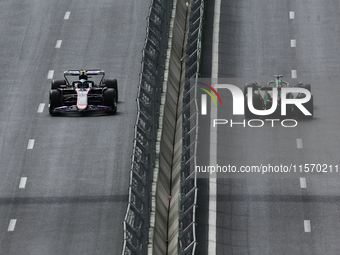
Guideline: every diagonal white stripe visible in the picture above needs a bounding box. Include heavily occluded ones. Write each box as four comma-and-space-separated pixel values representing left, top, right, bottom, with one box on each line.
27, 139, 35, 149
55, 40, 62, 48
37, 103, 45, 113
64, 11, 71, 20
8, 219, 17, 231
300, 177, 306, 188
19, 177, 27, 189
47, 70, 54, 79
297, 138, 303, 149
304, 220, 311, 232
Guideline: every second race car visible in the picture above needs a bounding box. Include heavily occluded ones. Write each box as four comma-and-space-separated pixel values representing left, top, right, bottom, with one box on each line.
243, 75, 313, 119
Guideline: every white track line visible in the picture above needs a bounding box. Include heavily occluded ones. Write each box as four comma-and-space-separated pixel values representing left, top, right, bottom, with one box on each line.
19, 177, 27, 189
291, 39, 296, 47
289, 11, 295, 19
201, 94, 207, 115
27, 139, 35, 150
297, 138, 303, 149
300, 177, 307, 188
64, 11, 71, 20
291, 70, 297, 79
37, 103, 45, 113
55, 40, 62, 48
8, 219, 17, 232
209, 0, 221, 254
304, 220, 311, 232
47, 70, 54, 79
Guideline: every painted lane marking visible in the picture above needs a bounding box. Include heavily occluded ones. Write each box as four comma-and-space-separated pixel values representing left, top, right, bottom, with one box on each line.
304, 220, 311, 232
291, 70, 297, 79
291, 39, 296, 47
55, 40, 62, 48
297, 138, 303, 149
27, 139, 35, 150
289, 11, 295, 19
47, 70, 54, 79
209, 0, 221, 253
64, 11, 71, 20
37, 103, 45, 113
201, 94, 207, 115
19, 177, 27, 189
300, 177, 306, 188
8, 219, 17, 232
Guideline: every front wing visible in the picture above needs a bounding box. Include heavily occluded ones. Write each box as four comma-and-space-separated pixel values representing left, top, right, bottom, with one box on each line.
52, 105, 113, 112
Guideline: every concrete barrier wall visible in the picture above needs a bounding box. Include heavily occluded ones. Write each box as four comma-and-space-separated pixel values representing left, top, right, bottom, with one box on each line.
148, 0, 190, 254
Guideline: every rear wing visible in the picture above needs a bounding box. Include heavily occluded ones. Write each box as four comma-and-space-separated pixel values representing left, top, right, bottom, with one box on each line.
63, 69, 105, 85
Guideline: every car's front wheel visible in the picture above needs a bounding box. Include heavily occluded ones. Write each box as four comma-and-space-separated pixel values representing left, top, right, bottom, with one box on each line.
245, 93, 262, 119
243, 83, 257, 96
49, 89, 62, 115
51, 79, 66, 90
103, 88, 117, 114
297, 94, 313, 118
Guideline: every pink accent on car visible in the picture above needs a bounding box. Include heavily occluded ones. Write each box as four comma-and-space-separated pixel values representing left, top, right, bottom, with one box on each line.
76, 88, 90, 110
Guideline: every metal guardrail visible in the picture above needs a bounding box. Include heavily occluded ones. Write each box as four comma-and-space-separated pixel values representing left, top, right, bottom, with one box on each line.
122, 0, 172, 254
180, 0, 204, 254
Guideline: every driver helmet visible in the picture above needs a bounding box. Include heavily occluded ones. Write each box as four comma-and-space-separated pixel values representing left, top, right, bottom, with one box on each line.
79, 70, 87, 81
274, 75, 283, 87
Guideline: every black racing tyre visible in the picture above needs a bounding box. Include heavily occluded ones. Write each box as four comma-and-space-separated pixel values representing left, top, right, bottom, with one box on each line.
103, 88, 117, 114
244, 83, 257, 96
296, 94, 313, 118
104, 79, 118, 101
245, 93, 262, 119
301, 95, 313, 118
49, 89, 62, 114
298, 83, 311, 92
51, 79, 66, 90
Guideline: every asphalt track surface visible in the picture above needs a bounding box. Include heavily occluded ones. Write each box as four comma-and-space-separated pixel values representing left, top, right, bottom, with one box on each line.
0, 1, 149, 254
197, 1, 340, 255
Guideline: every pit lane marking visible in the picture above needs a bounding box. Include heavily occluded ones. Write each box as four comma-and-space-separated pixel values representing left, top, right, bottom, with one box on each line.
8, 219, 17, 232
64, 11, 71, 20
297, 138, 303, 149
19, 177, 27, 189
291, 70, 297, 79
289, 11, 295, 19
291, 39, 296, 47
300, 177, 307, 188
27, 139, 35, 150
55, 40, 62, 48
47, 70, 54, 79
37, 103, 45, 113
304, 220, 311, 232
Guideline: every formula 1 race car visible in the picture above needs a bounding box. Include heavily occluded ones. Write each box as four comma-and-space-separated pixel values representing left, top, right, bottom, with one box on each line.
49, 69, 118, 115
244, 75, 313, 118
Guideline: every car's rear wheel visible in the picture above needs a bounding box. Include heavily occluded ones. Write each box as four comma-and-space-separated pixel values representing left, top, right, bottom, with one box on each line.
104, 79, 118, 101
296, 94, 313, 118
49, 89, 62, 115
103, 88, 117, 114
298, 83, 311, 92
51, 79, 66, 90
299, 94, 313, 118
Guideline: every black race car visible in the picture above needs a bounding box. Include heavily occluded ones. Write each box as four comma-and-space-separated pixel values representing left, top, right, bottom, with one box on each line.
49, 69, 118, 115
